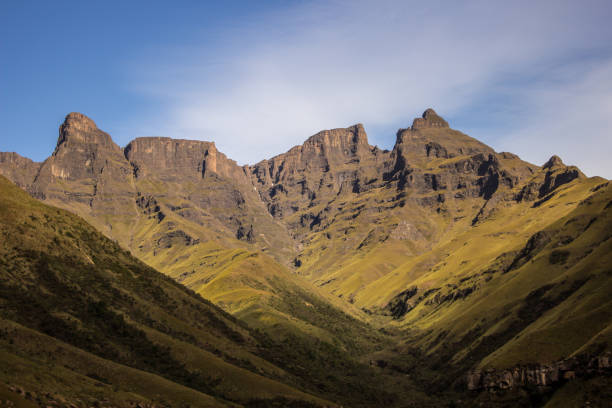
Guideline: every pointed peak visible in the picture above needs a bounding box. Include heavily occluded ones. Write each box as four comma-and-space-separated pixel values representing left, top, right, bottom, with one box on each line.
411, 108, 449, 130
55, 112, 117, 152
423, 108, 438, 118
62, 112, 98, 132
543, 155, 564, 169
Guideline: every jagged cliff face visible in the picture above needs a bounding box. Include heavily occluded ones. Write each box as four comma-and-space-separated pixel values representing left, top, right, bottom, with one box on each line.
389, 108, 492, 171
387, 109, 537, 202
248, 124, 391, 246
0, 113, 321, 350
250, 124, 389, 217
0, 152, 40, 189
10, 114, 293, 259
1, 109, 610, 394
245, 110, 555, 306
39, 112, 129, 187
3, 109, 577, 255
124, 137, 248, 182
11, 114, 136, 251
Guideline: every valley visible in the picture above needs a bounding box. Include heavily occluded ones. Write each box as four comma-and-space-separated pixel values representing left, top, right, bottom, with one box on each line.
0, 109, 610, 407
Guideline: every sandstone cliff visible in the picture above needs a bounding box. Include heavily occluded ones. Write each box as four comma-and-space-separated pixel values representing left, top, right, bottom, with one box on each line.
125, 137, 248, 182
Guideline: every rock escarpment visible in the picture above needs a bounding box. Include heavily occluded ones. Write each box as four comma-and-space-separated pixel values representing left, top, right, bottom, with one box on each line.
0, 152, 40, 190
249, 124, 389, 219
26, 113, 136, 237
517, 155, 585, 203
32, 112, 132, 194
389, 108, 493, 168
466, 353, 611, 391
246, 109, 544, 249
386, 109, 537, 204
0, 112, 294, 262
7, 110, 589, 267
0, 109, 589, 266
125, 137, 248, 182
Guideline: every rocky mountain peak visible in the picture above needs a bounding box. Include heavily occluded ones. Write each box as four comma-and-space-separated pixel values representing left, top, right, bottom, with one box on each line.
543, 155, 564, 169
56, 112, 117, 151
63, 112, 98, 132
302, 123, 369, 153
390, 109, 494, 171
517, 155, 586, 202
411, 108, 449, 129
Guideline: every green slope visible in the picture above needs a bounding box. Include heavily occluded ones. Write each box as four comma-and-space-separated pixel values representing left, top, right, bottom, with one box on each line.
0, 175, 438, 407
0, 175, 337, 407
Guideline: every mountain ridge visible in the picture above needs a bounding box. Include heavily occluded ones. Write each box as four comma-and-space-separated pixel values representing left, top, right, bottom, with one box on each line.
2, 108, 589, 200
1, 108, 610, 406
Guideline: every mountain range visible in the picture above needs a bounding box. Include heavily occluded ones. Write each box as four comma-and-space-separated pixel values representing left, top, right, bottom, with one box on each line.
0, 109, 610, 407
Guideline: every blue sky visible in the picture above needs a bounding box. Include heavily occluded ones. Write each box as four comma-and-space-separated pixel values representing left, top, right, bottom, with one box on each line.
1, 1, 611, 177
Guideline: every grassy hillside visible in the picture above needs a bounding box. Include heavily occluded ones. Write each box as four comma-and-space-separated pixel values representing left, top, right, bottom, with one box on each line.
361, 176, 611, 370
0, 175, 440, 407
125, 176, 379, 350
0, 175, 340, 407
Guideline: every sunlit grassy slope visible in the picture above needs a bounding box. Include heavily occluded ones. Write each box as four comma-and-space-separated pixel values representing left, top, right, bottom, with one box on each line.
114, 176, 386, 355
298, 170, 611, 370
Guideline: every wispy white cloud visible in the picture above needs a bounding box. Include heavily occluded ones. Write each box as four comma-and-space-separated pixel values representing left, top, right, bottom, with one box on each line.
123, 0, 612, 177
495, 57, 612, 177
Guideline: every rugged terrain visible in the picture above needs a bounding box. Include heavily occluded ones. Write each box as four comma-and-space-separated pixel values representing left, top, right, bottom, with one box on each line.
1, 109, 610, 406
0, 175, 431, 407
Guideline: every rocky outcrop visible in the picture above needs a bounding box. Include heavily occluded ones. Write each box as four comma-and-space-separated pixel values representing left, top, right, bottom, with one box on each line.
517, 155, 585, 202
124, 137, 248, 183
122, 135, 294, 257
384, 109, 534, 206
136, 193, 165, 222
249, 124, 389, 220
384, 286, 418, 319
538, 156, 584, 198
0, 152, 40, 189
28, 114, 136, 233
411, 108, 449, 129
55, 112, 117, 151
389, 109, 494, 171
389, 151, 526, 206
155, 229, 200, 249
466, 352, 612, 391
236, 223, 255, 242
